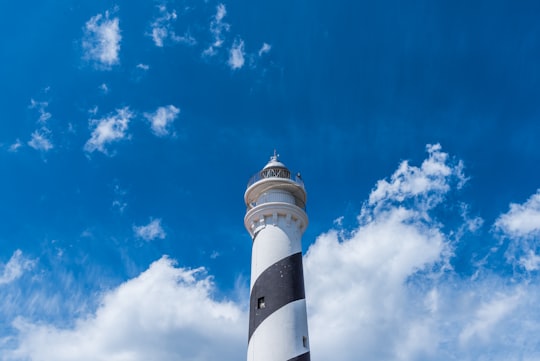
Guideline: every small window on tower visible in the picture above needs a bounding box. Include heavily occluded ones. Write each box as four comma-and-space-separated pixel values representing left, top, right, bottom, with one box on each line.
302, 336, 308, 348
257, 297, 265, 309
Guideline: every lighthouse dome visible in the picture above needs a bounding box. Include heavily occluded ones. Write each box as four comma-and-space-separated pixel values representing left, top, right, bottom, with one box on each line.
261, 152, 290, 179
262, 155, 286, 170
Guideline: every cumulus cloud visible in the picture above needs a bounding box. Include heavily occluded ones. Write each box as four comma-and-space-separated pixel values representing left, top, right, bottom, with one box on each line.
84, 107, 133, 155
134, 219, 166, 241
82, 10, 121, 68
28, 128, 53, 152
203, 3, 230, 56
7, 257, 245, 361
228, 38, 245, 70
149, 5, 196, 47
495, 190, 540, 239
0, 250, 35, 285
495, 190, 540, 271
302, 144, 540, 361
368, 143, 466, 212
144, 105, 179, 137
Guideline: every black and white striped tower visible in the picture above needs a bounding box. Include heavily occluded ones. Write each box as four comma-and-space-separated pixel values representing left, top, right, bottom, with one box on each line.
244, 152, 310, 361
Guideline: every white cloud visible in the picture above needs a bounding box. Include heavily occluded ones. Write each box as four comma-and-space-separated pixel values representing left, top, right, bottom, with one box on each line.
495, 190, 540, 239
0, 250, 35, 285
203, 3, 230, 56
99, 83, 109, 94
302, 144, 539, 360
149, 5, 196, 47
144, 105, 180, 137
8, 257, 245, 361
28, 128, 53, 152
8, 139, 22, 152
368, 143, 466, 213
134, 219, 166, 241
459, 291, 521, 345
258, 42, 271, 56
82, 10, 121, 68
84, 107, 133, 155
29, 99, 51, 123
495, 190, 540, 271
136, 63, 149, 71
228, 38, 245, 70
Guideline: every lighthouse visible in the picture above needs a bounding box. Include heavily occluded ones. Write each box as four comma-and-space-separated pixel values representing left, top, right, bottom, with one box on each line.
244, 152, 310, 361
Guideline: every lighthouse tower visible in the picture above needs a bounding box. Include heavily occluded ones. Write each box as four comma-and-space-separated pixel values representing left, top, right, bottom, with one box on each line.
244, 152, 310, 361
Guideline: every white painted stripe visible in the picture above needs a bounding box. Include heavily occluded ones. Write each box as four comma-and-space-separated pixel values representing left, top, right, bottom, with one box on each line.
247, 299, 310, 361
251, 222, 302, 289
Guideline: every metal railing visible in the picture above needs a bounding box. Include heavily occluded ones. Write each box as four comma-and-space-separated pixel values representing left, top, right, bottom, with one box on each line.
247, 170, 305, 189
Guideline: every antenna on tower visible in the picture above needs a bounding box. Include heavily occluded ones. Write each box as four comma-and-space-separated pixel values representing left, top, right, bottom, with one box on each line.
272, 149, 279, 161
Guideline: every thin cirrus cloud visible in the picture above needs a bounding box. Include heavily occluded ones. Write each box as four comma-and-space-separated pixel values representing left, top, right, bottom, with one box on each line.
82, 10, 121, 68
0, 250, 35, 285
144, 105, 180, 137
84, 107, 133, 155
6, 144, 540, 360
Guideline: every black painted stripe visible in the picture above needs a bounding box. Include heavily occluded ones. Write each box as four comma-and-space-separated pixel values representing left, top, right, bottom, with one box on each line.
287, 352, 310, 361
248, 252, 306, 341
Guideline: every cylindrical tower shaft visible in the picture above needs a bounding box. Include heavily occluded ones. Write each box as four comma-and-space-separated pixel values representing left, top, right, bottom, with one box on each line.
245, 153, 310, 361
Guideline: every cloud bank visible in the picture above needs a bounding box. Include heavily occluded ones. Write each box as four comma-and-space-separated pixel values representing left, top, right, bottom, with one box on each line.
5, 144, 540, 360
6, 257, 245, 361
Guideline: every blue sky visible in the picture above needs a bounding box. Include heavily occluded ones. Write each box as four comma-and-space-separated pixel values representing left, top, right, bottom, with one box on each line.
1, 0, 540, 360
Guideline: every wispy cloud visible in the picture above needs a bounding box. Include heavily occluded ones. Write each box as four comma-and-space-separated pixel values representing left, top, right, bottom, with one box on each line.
258, 43, 271, 57
136, 63, 149, 71
228, 38, 245, 70
203, 3, 230, 56
82, 10, 121, 68
0, 250, 35, 285
8, 139, 22, 153
84, 107, 133, 155
144, 105, 179, 137
134, 219, 166, 241
28, 128, 53, 152
29, 99, 51, 123
149, 5, 196, 47
111, 181, 128, 214
99, 83, 109, 94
